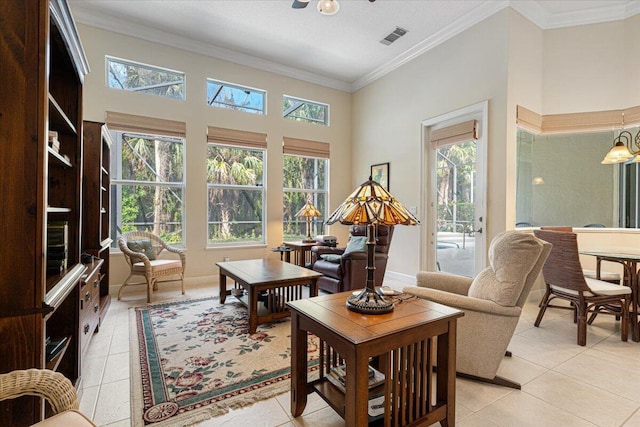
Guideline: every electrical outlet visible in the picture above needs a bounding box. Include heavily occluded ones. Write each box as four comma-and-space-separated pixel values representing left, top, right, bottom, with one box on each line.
223, 256, 230, 262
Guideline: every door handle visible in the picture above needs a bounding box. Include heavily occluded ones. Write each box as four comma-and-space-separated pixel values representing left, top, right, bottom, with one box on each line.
475, 227, 483, 234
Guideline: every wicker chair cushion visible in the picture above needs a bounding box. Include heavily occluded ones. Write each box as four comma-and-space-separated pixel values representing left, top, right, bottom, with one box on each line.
131, 259, 182, 273
582, 269, 621, 282
550, 277, 632, 297
343, 236, 367, 256
468, 231, 545, 306
127, 239, 156, 260
32, 410, 95, 427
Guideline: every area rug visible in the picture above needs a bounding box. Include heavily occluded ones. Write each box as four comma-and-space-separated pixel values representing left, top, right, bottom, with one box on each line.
130, 297, 319, 427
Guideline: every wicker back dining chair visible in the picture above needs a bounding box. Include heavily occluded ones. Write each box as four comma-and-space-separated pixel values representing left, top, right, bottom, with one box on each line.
533, 229, 630, 346
118, 231, 186, 303
539, 226, 621, 284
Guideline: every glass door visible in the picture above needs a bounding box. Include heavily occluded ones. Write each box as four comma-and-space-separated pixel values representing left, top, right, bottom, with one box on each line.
423, 102, 487, 277
434, 140, 478, 277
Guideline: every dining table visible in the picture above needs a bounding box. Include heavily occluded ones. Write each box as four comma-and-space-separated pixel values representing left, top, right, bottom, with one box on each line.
580, 250, 640, 342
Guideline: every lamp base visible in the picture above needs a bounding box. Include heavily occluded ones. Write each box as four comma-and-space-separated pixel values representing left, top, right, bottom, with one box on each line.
346, 288, 394, 314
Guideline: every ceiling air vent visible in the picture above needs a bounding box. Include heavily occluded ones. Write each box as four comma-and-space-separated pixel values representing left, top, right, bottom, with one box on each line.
380, 27, 408, 46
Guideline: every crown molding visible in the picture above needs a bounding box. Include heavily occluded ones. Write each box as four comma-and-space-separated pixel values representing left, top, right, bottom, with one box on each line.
511, 0, 640, 29
71, 7, 352, 92
350, 1, 509, 91
72, 1, 640, 94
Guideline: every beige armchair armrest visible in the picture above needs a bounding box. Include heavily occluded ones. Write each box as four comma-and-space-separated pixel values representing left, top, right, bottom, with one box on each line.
415, 271, 474, 296
0, 369, 78, 414
403, 286, 522, 318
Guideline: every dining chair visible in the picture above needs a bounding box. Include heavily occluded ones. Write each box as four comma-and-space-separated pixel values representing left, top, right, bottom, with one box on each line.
533, 229, 630, 346
117, 231, 186, 303
539, 226, 621, 284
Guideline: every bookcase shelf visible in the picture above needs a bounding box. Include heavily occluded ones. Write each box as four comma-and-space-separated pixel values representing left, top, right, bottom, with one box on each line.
0, 0, 90, 424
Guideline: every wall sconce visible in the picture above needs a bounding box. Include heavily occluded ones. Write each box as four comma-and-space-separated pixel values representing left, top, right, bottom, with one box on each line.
601, 129, 640, 164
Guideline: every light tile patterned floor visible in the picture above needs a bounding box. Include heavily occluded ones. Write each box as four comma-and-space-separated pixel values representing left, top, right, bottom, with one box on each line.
79, 279, 640, 427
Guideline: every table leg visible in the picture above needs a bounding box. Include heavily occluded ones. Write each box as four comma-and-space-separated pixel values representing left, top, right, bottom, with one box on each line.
437, 320, 457, 427
248, 286, 258, 334
309, 278, 318, 297
285, 251, 291, 263
219, 271, 227, 303
343, 352, 369, 426
631, 265, 640, 342
290, 312, 308, 417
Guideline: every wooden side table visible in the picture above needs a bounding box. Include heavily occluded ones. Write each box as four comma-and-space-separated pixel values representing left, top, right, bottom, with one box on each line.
283, 241, 317, 267
288, 292, 463, 426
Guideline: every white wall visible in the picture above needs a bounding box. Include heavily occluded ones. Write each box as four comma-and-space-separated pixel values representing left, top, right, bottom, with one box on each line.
353, 7, 640, 280
352, 10, 510, 278
79, 7, 640, 287
77, 24, 354, 285
505, 9, 544, 229
542, 20, 627, 114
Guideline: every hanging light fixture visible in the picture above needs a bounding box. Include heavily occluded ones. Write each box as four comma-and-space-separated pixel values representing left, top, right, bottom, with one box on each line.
317, 0, 340, 15
601, 130, 640, 164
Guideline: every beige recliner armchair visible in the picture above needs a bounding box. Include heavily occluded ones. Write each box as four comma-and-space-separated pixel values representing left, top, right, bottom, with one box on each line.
403, 231, 551, 389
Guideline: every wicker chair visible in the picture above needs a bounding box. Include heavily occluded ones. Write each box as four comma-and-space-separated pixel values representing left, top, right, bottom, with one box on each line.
539, 226, 621, 284
0, 369, 95, 426
534, 229, 630, 346
118, 231, 186, 303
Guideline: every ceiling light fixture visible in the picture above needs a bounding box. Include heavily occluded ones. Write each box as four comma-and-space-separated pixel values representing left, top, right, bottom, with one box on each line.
292, 0, 374, 16
317, 0, 340, 15
601, 129, 640, 164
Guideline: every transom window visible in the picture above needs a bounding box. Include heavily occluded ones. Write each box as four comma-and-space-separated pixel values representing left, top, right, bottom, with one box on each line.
283, 95, 329, 126
106, 56, 185, 100
206, 143, 266, 246
206, 79, 265, 114
283, 155, 328, 240
110, 131, 186, 246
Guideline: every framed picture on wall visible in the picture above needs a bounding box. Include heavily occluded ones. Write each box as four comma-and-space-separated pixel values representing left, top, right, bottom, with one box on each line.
371, 162, 390, 191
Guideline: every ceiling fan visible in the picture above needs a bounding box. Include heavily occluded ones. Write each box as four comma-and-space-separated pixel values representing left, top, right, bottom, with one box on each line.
292, 0, 376, 16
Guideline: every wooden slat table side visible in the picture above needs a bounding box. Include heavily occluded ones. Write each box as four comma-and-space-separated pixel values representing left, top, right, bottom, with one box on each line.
288, 292, 463, 427
216, 259, 322, 334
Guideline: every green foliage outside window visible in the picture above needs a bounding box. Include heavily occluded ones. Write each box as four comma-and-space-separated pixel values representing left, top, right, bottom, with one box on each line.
437, 141, 476, 233
112, 133, 185, 245
107, 57, 184, 100
283, 96, 328, 126
283, 155, 327, 240
207, 145, 265, 245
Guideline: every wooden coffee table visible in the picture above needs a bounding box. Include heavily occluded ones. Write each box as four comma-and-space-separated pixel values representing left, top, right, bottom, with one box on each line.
288, 292, 463, 427
217, 259, 322, 334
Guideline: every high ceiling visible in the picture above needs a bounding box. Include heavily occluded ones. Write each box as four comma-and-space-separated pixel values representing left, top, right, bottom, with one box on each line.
69, 0, 640, 92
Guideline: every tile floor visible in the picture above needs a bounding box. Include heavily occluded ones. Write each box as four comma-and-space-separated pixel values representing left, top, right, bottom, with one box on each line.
79, 279, 640, 427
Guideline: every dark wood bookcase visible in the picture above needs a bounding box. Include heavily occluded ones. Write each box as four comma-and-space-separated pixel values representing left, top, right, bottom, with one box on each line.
0, 0, 90, 424
82, 121, 113, 341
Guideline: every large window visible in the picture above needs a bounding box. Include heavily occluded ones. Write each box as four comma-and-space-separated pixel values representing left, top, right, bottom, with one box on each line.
283, 95, 329, 126
106, 56, 185, 100
110, 130, 186, 246
207, 127, 266, 246
206, 79, 265, 114
282, 137, 330, 240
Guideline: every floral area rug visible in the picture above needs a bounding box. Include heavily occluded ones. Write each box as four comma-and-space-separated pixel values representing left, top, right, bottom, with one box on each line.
130, 297, 319, 426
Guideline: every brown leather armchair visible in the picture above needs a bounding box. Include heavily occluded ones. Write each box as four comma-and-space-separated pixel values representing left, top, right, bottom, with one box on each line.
311, 225, 394, 293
